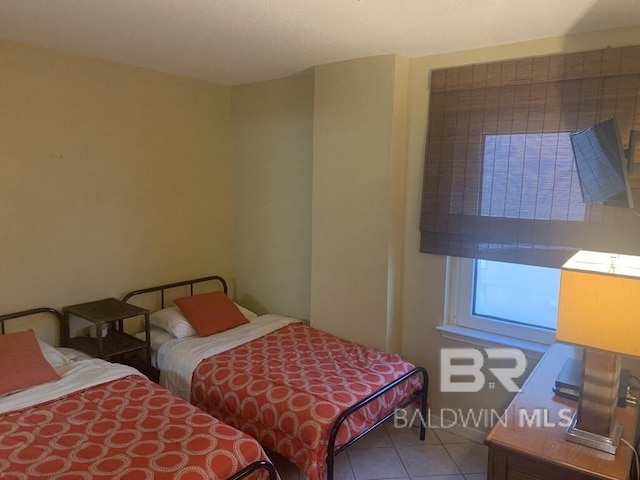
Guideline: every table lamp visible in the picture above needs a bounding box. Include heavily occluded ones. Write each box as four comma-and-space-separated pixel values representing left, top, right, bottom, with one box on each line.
556, 249, 640, 454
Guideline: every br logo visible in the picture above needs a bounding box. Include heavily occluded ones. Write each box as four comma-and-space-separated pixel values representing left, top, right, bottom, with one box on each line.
440, 348, 527, 393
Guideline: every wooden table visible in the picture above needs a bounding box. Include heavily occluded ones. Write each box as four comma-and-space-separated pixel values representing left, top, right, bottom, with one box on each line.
485, 343, 638, 480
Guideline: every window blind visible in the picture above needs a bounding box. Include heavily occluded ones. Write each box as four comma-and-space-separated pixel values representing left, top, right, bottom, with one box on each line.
419, 45, 640, 268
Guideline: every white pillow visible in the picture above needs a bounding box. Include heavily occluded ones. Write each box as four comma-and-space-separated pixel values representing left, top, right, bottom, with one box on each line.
150, 306, 196, 338
37, 340, 75, 369
150, 302, 258, 338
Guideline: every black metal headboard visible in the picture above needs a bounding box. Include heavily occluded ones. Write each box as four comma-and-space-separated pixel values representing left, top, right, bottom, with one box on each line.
122, 275, 227, 309
0, 307, 65, 341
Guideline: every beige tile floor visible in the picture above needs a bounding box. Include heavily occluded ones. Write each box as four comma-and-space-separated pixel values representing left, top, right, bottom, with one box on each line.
266, 422, 488, 480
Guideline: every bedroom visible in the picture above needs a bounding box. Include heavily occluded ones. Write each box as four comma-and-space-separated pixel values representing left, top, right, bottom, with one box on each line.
2, 1, 640, 479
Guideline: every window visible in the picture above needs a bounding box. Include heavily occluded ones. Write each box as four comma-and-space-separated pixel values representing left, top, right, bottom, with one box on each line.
440, 133, 568, 344
480, 133, 585, 222
445, 257, 558, 348
444, 132, 569, 348
473, 259, 559, 330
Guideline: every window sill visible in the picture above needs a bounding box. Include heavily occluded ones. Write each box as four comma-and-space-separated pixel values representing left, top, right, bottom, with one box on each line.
436, 325, 549, 359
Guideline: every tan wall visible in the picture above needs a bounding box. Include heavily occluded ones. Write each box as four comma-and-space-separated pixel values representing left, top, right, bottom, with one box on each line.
1, 40, 233, 341
230, 72, 314, 319
401, 25, 640, 431
311, 54, 409, 351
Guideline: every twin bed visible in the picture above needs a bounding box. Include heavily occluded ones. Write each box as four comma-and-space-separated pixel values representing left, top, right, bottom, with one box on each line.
0, 307, 277, 480
123, 275, 429, 480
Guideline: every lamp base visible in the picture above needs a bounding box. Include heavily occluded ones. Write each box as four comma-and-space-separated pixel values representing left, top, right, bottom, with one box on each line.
565, 413, 622, 454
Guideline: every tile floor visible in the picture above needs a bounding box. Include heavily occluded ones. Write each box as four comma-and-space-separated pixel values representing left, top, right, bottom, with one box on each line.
266, 422, 488, 480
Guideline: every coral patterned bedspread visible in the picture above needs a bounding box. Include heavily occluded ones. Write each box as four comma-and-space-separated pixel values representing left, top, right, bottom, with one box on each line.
0, 373, 272, 480
191, 323, 421, 480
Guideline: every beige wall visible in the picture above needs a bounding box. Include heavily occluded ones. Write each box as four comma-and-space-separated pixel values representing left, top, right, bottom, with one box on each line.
311, 55, 409, 351
1, 40, 233, 336
230, 72, 314, 319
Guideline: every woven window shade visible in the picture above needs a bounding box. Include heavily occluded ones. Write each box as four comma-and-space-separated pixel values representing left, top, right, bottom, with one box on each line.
420, 45, 640, 268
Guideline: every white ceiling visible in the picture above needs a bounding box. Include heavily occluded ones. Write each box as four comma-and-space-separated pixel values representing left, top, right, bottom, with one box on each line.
1, 0, 639, 85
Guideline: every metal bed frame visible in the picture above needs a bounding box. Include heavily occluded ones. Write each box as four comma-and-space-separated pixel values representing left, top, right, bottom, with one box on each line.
122, 274, 229, 305
0, 306, 64, 334
228, 460, 278, 480
123, 274, 429, 480
0, 305, 278, 480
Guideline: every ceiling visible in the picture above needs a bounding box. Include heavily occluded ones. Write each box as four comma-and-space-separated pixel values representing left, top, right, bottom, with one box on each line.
1, 0, 639, 85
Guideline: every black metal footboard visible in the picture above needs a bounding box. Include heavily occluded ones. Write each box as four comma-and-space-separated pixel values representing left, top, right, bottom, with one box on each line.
326, 366, 428, 480
227, 460, 278, 480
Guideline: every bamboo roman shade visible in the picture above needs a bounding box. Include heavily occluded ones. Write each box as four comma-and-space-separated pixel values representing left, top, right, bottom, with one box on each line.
420, 45, 640, 268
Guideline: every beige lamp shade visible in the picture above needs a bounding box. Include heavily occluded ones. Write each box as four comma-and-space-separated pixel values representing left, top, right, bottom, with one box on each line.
556, 250, 640, 453
556, 250, 640, 358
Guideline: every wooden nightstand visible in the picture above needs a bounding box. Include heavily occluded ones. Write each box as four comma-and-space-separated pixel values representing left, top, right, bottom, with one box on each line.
62, 298, 158, 381
485, 343, 638, 480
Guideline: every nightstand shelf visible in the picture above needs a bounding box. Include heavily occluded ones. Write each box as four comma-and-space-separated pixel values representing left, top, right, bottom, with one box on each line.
63, 297, 155, 380
68, 329, 147, 359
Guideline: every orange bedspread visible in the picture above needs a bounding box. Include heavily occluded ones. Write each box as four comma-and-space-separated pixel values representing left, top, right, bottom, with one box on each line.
0, 375, 272, 480
191, 323, 421, 480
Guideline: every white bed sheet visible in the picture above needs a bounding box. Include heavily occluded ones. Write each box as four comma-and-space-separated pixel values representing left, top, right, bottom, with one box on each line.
137, 327, 176, 366
149, 314, 300, 401
0, 358, 141, 415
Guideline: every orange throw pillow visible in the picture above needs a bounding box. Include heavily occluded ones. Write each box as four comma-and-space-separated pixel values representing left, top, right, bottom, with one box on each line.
174, 291, 249, 337
0, 329, 60, 396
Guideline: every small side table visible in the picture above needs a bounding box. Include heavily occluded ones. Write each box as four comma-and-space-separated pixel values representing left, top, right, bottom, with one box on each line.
62, 298, 154, 379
